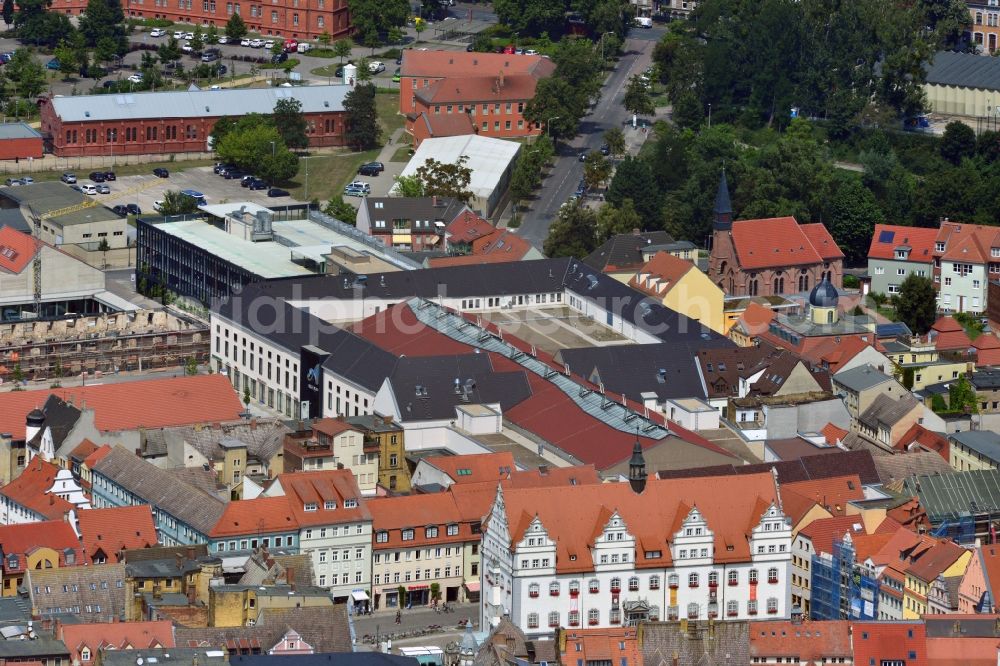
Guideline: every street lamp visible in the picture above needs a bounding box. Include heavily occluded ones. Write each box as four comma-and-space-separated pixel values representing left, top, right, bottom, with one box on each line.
707, 103, 712, 129
546, 116, 560, 138
269, 140, 276, 157
600, 31, 615, 61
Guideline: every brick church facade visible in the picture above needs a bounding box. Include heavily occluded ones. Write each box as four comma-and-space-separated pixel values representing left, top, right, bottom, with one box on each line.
708, 172, 844, 297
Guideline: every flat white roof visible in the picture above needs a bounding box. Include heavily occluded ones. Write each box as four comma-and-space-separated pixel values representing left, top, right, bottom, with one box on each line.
398, 135, 520, 200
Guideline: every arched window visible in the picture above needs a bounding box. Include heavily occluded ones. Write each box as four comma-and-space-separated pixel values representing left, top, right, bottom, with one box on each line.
547, 611, 560, 627
798, 271, 809, 292
827, 310, 833, 324
687, 603, 699, 619
528, 583, 540, 598
688, 572, 699, 587
527, 613, 539, 628
749, 278, 758, 296
549, 581, 560, 596
81, 648, 92, 662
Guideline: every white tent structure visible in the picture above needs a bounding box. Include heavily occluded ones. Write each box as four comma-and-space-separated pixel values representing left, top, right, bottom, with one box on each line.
396, 135, 521, 217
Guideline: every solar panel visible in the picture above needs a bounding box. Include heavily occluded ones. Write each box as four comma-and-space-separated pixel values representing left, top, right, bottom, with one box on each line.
878, 230, 895, 243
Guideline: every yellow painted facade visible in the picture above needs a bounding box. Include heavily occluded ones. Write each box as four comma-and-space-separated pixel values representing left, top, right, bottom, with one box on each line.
903, 550, 972, 619
209, 588, 333, 627
951, 439, 999, 472
2, 547, 63, 597
658, 270, 726, 335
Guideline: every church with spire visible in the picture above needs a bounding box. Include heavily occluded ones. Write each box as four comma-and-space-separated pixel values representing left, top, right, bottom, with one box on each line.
707, 171, 844, 298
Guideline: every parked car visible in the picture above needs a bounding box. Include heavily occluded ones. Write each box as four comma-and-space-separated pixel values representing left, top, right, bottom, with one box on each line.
600, 143, 610, 156
150, 28, 166, 37
634, 16, 653, 27
579, 151, 588, 162
112, 204, 129, 217
393, 67, 400, 82
88, 171, 106, 183
574, 179, 587, 197
104, 171, 116, 181
180, 189, 207, 205
153, 167, 169, 178
357, 161, 384, 176
263, 40, 275, 49
185, 32, 195, 39
240, 38, 251, 47
46, 58, 60, 70
20, 177, 33, 184
153, 200, 164, 212
271, 51, 288, 64
250, 38, 264, 48
173, 30, 185, 39
128, 73, 143, 84
126, 203, 141, 215
69, 184, 83, 192
217, 35, 228, 44
201, 49, 221, 62
296, 42, 312, 53
368, 60, 385, 73
344, 184, 368, 197
284, 39, 298, 52
224, 169, 245, 180
80, 184, 98, 195
181, 42, 194, 53
4, 178, 21, 186
334, 64, 346, 78
102, 80, 117, 89
214, 64, 228, 75
347, 180, 371, 192
60, 172, 77, 184
96, 184, 110, 194
248, 178, 268, 190
267, 187, 290, 197
524, 48, 539, 55
502, 44, 515, 54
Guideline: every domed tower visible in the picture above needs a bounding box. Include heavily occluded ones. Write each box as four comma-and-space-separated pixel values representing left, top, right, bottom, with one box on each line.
628, 437, 647, 494
809, 276, 839, 325
25, 408, 45, 446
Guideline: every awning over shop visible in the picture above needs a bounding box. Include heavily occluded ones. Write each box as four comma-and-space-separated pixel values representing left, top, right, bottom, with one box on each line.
351, 590, 370, 602
408, 584, 429, 591
464, 582, 480, 592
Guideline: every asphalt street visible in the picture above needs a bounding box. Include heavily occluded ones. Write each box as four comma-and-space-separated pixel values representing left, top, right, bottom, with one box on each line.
517, 25, 666, 249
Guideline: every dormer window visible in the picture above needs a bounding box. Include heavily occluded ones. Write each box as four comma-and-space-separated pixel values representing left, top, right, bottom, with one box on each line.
324, 500, 336, 510
402, 529, 414, 541
895, 250, 907, 259
81, 648, 91, 662
344, 499, 358, 508
936, 242, 945, 252
304, 502, 318, 512
425, 526, 438, 538
376, 531, 388, 543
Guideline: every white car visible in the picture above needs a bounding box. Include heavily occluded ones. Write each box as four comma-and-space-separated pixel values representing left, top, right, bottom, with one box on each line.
150, 28, 166, 37
368, 60, 385, 73
524, 48, 538, 55
240, 38, 251, 46
80, 184, 98, 195
185, 31, 195, 39
153, 200, 164, 212
217, 35, 228, 43
128, 73, 143, 83
181, 41, 193, 52
296, 42, 311, 53
250, 38, 264, 48
173, 30, 185, 38
263, 40, 275, 49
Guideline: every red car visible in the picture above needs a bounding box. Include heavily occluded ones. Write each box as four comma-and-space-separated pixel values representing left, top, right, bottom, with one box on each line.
503, 44, 515, 54
284, 38, 298, 53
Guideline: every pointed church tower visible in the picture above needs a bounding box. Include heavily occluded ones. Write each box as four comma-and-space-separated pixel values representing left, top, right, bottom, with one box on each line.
628, 437, 647, 494
713, 168, 733, 231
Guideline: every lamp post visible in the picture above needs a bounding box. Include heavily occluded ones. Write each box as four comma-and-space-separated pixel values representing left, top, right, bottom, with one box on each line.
546, 116, 560, 139
708, 103, 712, 129
600, 31, 615, 61
269, 140, 276, 157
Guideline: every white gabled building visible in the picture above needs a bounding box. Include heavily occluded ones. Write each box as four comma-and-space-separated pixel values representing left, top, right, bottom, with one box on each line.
479, 448, 793, 635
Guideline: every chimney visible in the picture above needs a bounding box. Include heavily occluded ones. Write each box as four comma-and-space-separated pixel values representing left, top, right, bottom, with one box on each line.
250, 418, 257, 431
382, 415, 393, 425
186, 546, 195, 561
286, 567, 295, 591
432, 195, 438, 207
175, 553, 184, 570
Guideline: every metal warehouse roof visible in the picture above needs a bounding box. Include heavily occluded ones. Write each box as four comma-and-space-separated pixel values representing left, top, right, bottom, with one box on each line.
903, 469, 1000, 523
50, 84, 351, 123
398, 134, 521, 201
925, 50, 1000, 91
0, 123, 41, 140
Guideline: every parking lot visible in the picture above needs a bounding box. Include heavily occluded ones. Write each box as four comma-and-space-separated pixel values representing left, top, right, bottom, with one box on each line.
80, 165, 301, 216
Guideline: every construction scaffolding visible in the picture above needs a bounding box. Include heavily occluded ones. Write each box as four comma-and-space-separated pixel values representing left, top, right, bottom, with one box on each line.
811, 536, 880, 621
0, 310, 209, 381
931, 513, 977, 545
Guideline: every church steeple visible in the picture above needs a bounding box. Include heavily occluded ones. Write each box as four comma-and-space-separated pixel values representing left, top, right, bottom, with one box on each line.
628, 435, 647, 494
713, 168, 732, 231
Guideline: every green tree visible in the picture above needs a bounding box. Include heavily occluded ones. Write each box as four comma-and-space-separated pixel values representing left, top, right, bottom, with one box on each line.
79, 0, 126, 52
2, 0, 13, 27
205, 24, 218, 44
158, 35, 181, 64
623, 74, 655, 117
413, 17, 426, 42
894, 274, 937, 335
94, 36, 117, 69
544, 201, 598, 258
429, 582, 441, 602
270, 39, 283, 57
159, 190, 201, 215
97, 237, 110, 267
333, 37, 352, 63
217, 124, 299, 183
324, 195, 358, 224
395, 174, 424, 197
671, 91, 703, 130
607, 156, 659, 224
225, 12, 247, 41
16, 0, 74, 48
387, 26, 403, 45
356, 57, 372, 82
242, 387, 251, 408
190, 25, 204, 53
940, 120, 976, 165
317, 32, 331, 46
603, 127, 625, 159
273, 97, 308, 149
583, 151, 611, 191
53, 39, 79, 78
347, 0, 409, 43
343, 82, 381, 150
524, 77, 584, 141
470, 33, 492, 52
185, 357, 199, 375
596, 199, 642, 242
493, 0, 565, 36
6, 49, 45, 97
948, 374, 979, 414
826, 175, 883, 264
415, 156, 473, 202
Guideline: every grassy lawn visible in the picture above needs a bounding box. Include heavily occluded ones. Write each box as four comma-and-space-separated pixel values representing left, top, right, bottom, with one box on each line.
286, 149, 379, 203
390, 145, 412, 162
311, 64, 342, 78
376, 92, 404, 137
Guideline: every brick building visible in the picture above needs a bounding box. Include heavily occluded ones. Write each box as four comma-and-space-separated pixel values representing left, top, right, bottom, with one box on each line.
399, 51, 555, 146
40, 86, 349, 157
708, 172, 843, 297
118, 0, 350, 40
0, 124, 43, 161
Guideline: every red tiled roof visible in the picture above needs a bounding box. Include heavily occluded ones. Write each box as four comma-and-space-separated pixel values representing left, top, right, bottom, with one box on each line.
498, 472, 780, 573
83, 444, 112, 468
416, 74, 540, 105
422, 452, 516, 484
782, 475, 865, 517
979, 545, 1000, 606
906, 539, 969, 583
0, 226, 39, 274
558, 628, 640, 666
851, 622, 926, 666
800, 223, 845, 261
0, 375, 244, 440
430, 230, 535, 267
368, 492, 472, 549
58, 620, 174, 665
445, 211, 494, 245
311, 418, 362, 437
868, 224, 939, 262
68, 439, 99, 462
781, 489, 823, 526
629, 251, 694, 297
798, 515, 867, 556
0, 458, 74, 520
937, 222, 1000, 264
730, 217, 837, 270
931, 316, 973, 351
896, 423, 950, 460
749, 620, 851, 660
734, 302, 776, 337
973, 333, 1000, 367
352, 303, 734, 469
819, 337, 877, 373
209, 496, 299, 537
0, 520, 80, 571
821, 422, 849, 445
927, 636, 1000, 665
77, 505, 158, 564
419, 111, 475, 139
401, 51, 555, 79
277, 468, 372, 527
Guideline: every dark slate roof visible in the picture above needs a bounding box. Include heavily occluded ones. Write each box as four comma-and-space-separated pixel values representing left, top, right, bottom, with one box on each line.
926, 50, 1000, 90
832, 364, 894, 393
176, 606, 353, 654
641, 621, 750, 666
656, 449, 881, 486
233, 656, 417, 666
858, 392, 920, 429
902, 469, 1000, 523
925, 615, 1000, 638
582, 232, 675, 272
390, 354, 532, 421
556, 339, 733, 403
361, 196, 467, 232
971, 368, 1000, 390
29, 395, 82, 450
949, 430, 1000, 463
714, 170, 732, 216
102, 649, 228, 666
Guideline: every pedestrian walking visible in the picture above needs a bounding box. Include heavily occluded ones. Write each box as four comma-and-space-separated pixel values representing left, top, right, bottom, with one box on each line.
395, 610, 402, 625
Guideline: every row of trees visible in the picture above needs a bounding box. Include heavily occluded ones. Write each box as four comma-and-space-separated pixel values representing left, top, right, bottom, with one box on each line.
493, 0, 632, 39
524, 39, 605, 140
